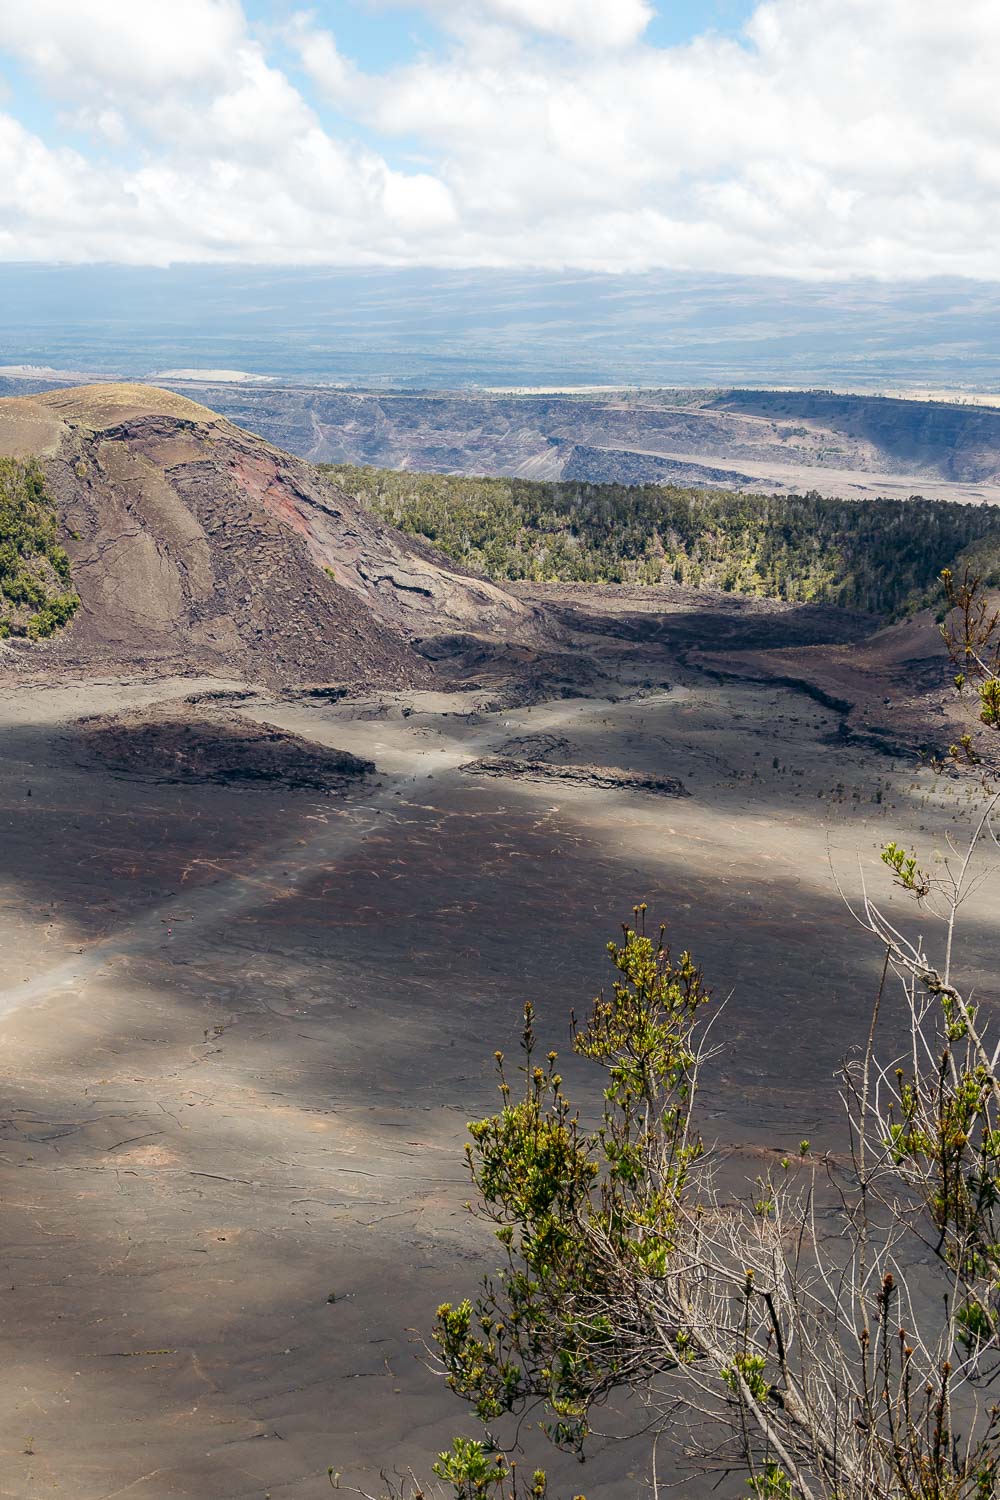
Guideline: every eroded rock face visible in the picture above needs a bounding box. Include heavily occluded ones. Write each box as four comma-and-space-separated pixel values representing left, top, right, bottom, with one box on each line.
0, 384, 543, 687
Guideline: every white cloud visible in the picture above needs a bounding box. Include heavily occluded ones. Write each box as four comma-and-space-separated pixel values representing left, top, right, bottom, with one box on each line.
1, 0, 1000, 277
0, 106, 458, 265
415, 0, 654, 50
0, 0, 244, 89
0, 0, 455, 263
59, 105, 130, 147
286, 18, 358, 107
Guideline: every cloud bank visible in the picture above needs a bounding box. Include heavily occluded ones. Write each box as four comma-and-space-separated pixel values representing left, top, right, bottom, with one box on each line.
0, 0, 996, 277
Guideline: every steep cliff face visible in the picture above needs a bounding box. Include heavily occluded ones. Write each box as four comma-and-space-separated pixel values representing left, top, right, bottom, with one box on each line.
712, 390, 1000, 483
0, 384, 541, 685
150, 382, 1000, 500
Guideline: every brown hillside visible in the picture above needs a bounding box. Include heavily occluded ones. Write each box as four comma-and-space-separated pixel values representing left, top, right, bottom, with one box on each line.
0, 385, 541, 686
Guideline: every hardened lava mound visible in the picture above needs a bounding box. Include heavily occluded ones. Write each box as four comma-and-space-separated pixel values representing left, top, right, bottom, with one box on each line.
75, 706, 375, 791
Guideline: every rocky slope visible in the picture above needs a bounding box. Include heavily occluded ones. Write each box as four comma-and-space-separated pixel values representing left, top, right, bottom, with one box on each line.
0, 385, 541, 686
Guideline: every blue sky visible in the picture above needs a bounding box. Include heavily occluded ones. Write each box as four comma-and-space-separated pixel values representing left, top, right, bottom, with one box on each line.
645, 0, 758, 44
0, 1, 995, 280
243, 0, 759, 69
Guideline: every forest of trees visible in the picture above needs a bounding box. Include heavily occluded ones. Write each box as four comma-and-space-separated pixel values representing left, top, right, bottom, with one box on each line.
0, 458, 78, 638
324, 464, 1000, 616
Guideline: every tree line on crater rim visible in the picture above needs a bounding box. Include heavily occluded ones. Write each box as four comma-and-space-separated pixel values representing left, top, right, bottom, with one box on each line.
325, 465, 1000, 617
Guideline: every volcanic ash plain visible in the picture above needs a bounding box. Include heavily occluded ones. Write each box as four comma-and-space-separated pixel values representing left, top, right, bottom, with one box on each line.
0, 586, 996, 1498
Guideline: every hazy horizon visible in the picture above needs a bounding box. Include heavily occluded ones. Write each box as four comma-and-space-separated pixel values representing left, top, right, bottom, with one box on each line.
4, 264, 1000, 396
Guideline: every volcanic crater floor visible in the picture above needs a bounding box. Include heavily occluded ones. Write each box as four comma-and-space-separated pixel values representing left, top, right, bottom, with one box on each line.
0, 629, 995, 1498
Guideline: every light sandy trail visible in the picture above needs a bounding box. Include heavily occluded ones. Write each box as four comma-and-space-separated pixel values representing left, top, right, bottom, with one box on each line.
0, 690, 634, 1020
0, 776, 418, 1019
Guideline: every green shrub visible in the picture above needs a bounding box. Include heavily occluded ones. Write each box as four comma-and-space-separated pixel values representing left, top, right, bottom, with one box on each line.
0, 458, 79, 638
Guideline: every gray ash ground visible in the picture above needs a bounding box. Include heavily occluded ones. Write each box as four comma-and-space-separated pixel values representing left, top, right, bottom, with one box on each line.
0, 591, 994, 1499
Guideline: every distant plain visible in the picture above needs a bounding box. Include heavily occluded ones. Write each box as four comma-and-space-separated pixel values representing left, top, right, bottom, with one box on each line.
6, 265, 1000, 393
